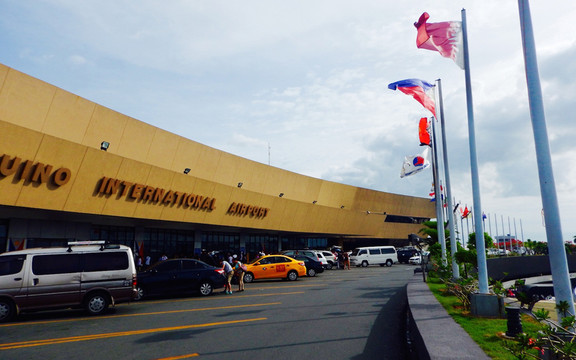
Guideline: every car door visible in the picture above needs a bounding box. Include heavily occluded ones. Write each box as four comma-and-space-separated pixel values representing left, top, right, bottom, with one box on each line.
180, 259, 202, 292
270, 256, 290, 278
0, 255, 27, 307
26, 253, 82, 310
251, 257, 274, 279
146, 260, 181, 296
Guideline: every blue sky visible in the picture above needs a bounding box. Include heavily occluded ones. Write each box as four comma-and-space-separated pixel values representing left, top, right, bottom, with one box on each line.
1, 0, 575, 245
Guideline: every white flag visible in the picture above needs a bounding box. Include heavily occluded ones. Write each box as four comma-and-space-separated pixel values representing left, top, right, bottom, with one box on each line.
400, 147, 430, 178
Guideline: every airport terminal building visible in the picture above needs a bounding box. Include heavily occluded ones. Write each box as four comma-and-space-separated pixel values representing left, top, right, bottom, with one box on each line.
0, 63, 435, 261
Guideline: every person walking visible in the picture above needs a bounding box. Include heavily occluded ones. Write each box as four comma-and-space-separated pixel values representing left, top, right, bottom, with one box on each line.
220, 259, 234, 294
233, 257, 245, 292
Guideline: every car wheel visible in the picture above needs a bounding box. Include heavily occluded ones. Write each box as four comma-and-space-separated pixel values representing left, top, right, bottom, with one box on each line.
199, 281, 213, 296
0, 298, 15, 323
361, 261, 368, 267
307, 268, 316, 277
326, 262, 333, 270
386, 259, 393, 267
134, 286, 145, 301
287, 270, 298, 281
243, 272, 254, 283
85, 292, 110, 316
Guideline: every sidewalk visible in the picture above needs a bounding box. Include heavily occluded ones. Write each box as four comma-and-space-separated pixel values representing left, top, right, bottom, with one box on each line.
407, 273, 490, 359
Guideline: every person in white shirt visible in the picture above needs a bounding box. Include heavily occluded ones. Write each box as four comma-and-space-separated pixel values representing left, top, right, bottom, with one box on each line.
220, 259, 234, 294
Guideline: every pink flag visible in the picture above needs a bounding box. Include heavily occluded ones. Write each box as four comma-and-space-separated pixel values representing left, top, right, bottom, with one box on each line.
414, 12, 463, 69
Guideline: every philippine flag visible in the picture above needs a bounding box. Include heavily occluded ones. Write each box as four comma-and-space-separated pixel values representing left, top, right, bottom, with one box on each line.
388, 79, 436, 117
414, 12, 464, 69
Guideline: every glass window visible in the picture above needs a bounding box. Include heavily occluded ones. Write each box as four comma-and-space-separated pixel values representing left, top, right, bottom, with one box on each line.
0, 255, 25, 276
275, 256, 289, 264
154, 260, 180, 272
258, 257, 271, 265
33, 254, 82, 275
84, 252, 129, 272
182, 260, 200, 270
369, 249, 380, 255
381, 248, 395, 254
359, 249, 367, 255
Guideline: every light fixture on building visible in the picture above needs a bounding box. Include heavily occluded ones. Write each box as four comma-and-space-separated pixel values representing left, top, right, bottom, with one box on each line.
312, 200, 317, 204
279, 193, 284, 197
183, 168, 191, 174
237, 182, 243, 188
340, 205, 345, 209
100, 141, 110, 151
367, 210, 387, 215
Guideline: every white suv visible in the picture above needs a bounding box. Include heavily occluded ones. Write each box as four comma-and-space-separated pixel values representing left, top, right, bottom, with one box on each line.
319, 251, 337, 270
311, 251, 329, 269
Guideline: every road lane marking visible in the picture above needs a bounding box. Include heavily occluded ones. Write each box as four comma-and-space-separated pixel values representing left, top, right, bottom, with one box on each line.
0, 318, 267, 350
0, 302, 282, 328
154, 354, 199, 359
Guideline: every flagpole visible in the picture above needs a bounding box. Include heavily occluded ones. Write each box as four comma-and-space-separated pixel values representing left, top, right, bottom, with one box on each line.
430, 117, 447, 264
518, 0, 574, 318
436, 79, 459, 278
461, 9, 488, 294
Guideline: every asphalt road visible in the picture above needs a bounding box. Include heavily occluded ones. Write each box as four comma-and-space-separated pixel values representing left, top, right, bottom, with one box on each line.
0, 264, 417, 360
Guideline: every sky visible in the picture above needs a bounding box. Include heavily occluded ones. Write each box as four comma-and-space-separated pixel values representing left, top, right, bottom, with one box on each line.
1, 0, 575, 245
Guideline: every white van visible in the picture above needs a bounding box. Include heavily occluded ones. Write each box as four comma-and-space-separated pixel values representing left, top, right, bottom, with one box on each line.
349, 246, 397, 267
0, 241, 137, 322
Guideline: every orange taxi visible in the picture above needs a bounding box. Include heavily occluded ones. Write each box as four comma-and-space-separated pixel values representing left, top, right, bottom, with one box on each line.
242, 255, 307, 283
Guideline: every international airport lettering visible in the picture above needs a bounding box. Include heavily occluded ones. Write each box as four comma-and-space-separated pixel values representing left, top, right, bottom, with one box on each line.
227, 202, 269, 218
0, 154, 71, 186
97, 176, 216, 211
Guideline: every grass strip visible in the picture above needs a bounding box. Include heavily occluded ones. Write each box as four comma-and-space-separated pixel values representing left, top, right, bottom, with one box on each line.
427, 277, 543, 360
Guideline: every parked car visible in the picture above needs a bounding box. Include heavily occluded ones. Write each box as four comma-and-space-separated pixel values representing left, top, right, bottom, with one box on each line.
397, 248, 420, 264
292, 255, 324, 277
243, 255, 306, 283
135, 258, 226, 300
319, 250, 338, 269
0, 241, 137, 322
281, 250, 324, 265
409, 251, 430, 265
311, 251, 329, 269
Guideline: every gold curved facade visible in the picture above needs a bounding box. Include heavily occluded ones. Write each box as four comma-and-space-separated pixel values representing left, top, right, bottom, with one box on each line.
0, 63, 434, 256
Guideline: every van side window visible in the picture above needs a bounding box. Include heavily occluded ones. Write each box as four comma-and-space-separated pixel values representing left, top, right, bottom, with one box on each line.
84, 252, 129, 272
359, 250, 367, 255
0, 255, 25, 276
33, 254, 82, 275
369, 249, 380, 255
381, 248, 395, 254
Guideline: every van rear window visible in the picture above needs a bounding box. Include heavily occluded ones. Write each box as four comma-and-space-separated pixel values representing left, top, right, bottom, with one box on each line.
84, 252, 129, 272
0, 255, 25, 276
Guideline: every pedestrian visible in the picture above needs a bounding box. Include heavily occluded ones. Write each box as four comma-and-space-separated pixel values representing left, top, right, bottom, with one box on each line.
145, 255, 151, 268
160, 254, 168, 261
136, 256, 143, 271
337, 252, 344, 269
220, 258, 234, 294
233, 257, 245, 292
343, 251, 351, 270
